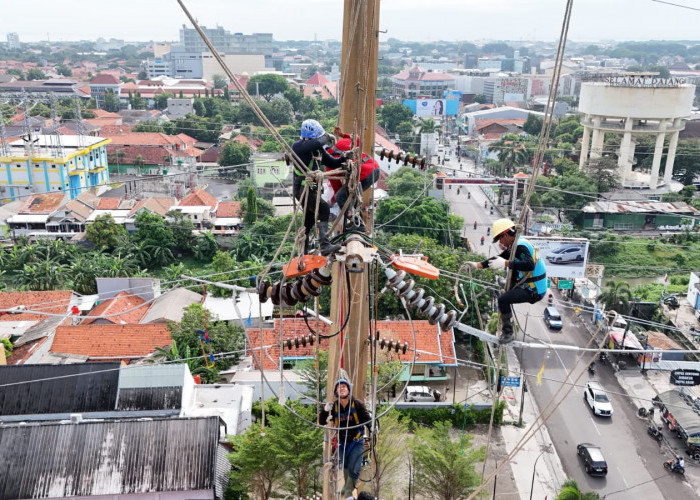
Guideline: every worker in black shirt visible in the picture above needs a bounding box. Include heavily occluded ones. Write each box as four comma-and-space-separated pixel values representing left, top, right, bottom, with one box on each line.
291, 119, 349, 255
319, 378, 371, 498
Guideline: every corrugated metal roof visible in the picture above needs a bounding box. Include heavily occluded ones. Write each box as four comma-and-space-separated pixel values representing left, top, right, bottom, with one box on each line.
657, 390, 700, 437
0, 417, 222, 498
582, 200, 700, 215
0, 363, 120, 416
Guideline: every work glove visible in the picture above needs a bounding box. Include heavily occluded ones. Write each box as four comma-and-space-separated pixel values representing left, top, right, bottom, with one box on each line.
464, 261, 479, 271
324, 401, 333, 412
489, 257, 507, 270
318, 133, 333, 146
344, 150, 355, 160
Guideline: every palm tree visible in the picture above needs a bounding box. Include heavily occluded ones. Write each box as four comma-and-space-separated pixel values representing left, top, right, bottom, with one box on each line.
151, 339, 217, 382
557, 479, 600, 499
488, 134, 529, 176
598, 279, 632, 313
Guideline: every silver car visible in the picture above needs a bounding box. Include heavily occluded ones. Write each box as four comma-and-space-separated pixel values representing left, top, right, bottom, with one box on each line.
404, 386, 441, 402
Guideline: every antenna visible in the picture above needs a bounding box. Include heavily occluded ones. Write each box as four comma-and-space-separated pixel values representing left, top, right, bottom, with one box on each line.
49, 93, 64, 158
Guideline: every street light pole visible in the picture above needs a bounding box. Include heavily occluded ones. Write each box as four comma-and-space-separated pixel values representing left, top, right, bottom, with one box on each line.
529, 446, 550, 500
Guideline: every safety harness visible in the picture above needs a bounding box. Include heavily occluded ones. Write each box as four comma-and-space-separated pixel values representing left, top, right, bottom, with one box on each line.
293, 152, 322, 186
334, 400, 363, 441
513, 238, 547, 298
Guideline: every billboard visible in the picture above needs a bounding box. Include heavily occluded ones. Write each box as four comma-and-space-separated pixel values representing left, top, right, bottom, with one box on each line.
526, 237, 589, 279
403, 99, 458, 116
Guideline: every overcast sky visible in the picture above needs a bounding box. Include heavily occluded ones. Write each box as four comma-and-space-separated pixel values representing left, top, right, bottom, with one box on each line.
4, 0, 700, 44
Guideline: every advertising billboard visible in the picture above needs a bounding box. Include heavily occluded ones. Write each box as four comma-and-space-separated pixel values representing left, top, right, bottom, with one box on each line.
403, 99, 459, 117
526, 237, 590, 279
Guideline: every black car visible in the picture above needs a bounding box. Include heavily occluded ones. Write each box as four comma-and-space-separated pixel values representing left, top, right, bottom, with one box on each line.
577, 443, 608, 476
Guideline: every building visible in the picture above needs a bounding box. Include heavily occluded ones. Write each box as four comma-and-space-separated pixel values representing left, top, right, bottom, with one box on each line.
88, 73, 123, 109
167, 97, 194, 117
179, 25, 273, 56
581, 200, 700, 231
0, 78, 90, 98
484, 76, 530, 104
6, 32, 19, 50
578, 75, 696, 189
0, 134, 110, 202
391, 66, 455, 99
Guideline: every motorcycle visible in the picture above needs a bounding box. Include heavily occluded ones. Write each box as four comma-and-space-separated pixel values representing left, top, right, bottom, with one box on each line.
664, 459, 685, 475
480, 236, 485, 246
473, 221, 478, 230
648, 425, 663, 441
467, 192, 470, 199
484, 201, 487, 208
588, 361, 596, 375
599, 352, 608, 365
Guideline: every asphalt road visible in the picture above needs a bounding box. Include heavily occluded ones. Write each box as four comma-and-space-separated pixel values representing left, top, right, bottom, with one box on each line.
514, 299, 696, 500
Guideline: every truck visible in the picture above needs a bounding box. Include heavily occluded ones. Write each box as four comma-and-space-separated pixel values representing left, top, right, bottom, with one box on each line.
593, 307, 627, 332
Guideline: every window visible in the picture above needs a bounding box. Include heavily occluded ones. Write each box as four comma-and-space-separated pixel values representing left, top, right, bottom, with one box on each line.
257, 167, 265, 174
270, 167, 279, 175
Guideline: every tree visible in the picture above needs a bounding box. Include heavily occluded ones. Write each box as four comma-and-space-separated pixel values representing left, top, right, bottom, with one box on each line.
244, 187, 258, 225
266, 402, 323, 498
487, 133, 529, 176
670, 138, 700, 185
557, 479, 600, 500
137, 70, 148, 80
472, 93, 488, 104
386, 166, 427, 199
192, 232, 219, 262
598, 279, 632, 313
152, 338, 218, 382
85, 214, 127, 251
131, 211, 175, 268
417, 117, 437, 134
648, 65, 671, 78
246, 74, 290, 101
376, 197, 463, 246
583, 157, 621, 193
378, 102, 414, 134
212, 74, 228, 89
370, 410, 409, 498
26, 68, 45, 81
168, 303, 245, 372
103, 90, 120, 112
55, 64, 72, 77
153, 92, 173, 110
165, 210, 196, 256
218, 141, 251, 176
523, 113, 543, 136
295, 350, 328, 401
410, 421, 485, 500
229, 422, 286, 500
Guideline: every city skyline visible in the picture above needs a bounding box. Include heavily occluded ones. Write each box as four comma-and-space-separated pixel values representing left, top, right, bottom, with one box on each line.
3, 0, 700, 45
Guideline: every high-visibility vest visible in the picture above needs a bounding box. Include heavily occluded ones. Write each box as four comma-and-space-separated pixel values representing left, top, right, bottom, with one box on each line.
516, 237, 547, 297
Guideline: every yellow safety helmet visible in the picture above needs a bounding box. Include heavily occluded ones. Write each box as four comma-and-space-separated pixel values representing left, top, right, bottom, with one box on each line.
492, 218, 515, 242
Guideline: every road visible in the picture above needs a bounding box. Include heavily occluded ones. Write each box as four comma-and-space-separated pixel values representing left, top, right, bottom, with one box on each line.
443, 182, 500, 257
514, 298, 696, 499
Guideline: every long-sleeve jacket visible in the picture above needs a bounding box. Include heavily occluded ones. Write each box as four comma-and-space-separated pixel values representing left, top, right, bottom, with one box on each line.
291, 137, 346, 188
319, 397, 371, 445
481, 237, 547, 295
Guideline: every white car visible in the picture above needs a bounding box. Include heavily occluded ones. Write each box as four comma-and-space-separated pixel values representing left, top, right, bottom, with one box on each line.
584, 381, 613, 417
546, 245, 584, 264
404, 386, 441, 402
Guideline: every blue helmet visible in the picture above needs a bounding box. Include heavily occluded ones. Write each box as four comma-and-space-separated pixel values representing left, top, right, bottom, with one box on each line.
334, 378, 351, 396
300, 119, 325, 139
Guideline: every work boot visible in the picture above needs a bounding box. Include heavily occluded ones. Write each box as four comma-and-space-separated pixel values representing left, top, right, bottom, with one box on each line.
499, 311, 515, 344
318, 222, 341, 256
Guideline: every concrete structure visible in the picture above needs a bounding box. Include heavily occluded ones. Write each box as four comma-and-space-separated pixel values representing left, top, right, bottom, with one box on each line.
0, 134, 110, 201
167, 97, 194, 117
6, 32, 19, 50
88, 73, 123, 109
578, 76, 696, 189
391, 66, 455, 99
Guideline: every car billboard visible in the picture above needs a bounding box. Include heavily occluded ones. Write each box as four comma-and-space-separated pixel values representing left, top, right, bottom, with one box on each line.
526, 237, 589, 279
403, 99, 459, 117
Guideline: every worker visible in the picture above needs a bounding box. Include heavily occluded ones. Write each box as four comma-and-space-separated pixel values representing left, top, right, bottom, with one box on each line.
319, 378, 372, 498
292, 119, 350, 255
325, 127, 381, 231
481, 236, 485, 245
473, 221, 478, 230
463, 218, 547, 344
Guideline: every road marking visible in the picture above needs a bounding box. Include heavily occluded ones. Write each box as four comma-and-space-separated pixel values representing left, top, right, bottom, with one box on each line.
590, 418, 601, 436
616, 467, 629, 487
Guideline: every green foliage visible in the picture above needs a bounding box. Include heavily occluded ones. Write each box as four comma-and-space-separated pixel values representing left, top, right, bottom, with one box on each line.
557, 478, 601, 500
240, 197, 275, 224
85, 214, 127, 251
598, 280, 632, 313
173, 113, 222, 142
168, 303, 245, 372
378, 102, 414, 133
218, 141, 251, 169
295, 350, 328, 401
2, 338, 12, 358
523, 113, 543, 136
132, 211, 175, 268
208, 251, 263, 298
244, 187, 258, 226
229, 421, 286, 500
385, 166, 427, 199
583, 157, 621, 193
370, 409, 409, 497
246, 74, 290, 101
376, 197, 462, 246
397, 400, 505, 430
26, 68, 45, 80
410, 420, 486, 500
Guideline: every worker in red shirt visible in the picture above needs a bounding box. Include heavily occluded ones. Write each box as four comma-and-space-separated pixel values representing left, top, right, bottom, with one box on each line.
325, 127, 381, 229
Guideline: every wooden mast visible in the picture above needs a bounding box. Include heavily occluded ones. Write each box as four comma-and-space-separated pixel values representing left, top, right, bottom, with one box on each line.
324, 2, 380, 499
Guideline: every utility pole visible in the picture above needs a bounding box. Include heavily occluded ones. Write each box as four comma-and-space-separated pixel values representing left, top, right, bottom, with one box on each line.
323, 2, 380, 499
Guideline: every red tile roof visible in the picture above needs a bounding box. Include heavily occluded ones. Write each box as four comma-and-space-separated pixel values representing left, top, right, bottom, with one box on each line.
96, 198, 121, 210
18, 193, 66, 214
6, 337, 48, 365
306, 72, 330, 86
392, 66, 454, 82
217, 201, 240, 217
90, 73, 121, 85
0, 291, 74, 322
98, 124, 133, 136
178, 189, 218, 209
51, 324, 171, 358
246, 319, 455, 370
129, 197, 176, 217
82, 291, 148, 325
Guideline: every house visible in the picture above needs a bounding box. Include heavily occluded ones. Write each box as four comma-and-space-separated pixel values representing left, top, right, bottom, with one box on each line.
0, 416, 231, 499
47, 323, 171, 363
0, 134, 110, 202
639, 330, 685, 363
246, 319, 456, 382
212, 200, 242, 234
88, 73, 124, 109
203, 291, 273, 326
140, 287, 204, 324
6, 192, 66, 239
81, 290, 149, 325
303, 72, 338, 101
250, 157, 290, 188
0, 290, 76, 343
171, 188, 219, 229
581, 200, 700, 231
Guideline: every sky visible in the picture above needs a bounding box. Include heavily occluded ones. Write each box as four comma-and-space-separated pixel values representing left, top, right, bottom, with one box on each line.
2, 0, 700, 44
